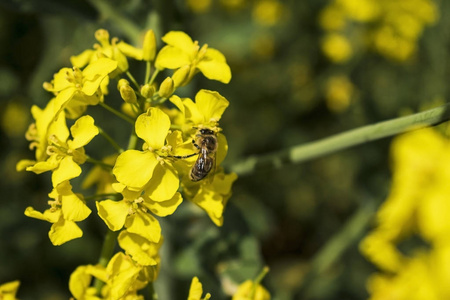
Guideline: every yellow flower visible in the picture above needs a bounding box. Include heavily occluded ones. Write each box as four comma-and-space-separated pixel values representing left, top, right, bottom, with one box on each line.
155, 31, 231, 85
96, 183, 182, 249
321, 33, 353, 63
17, 98, 69, 168
0, 280, 20, 300
325, 75, 354, 113
44, 58, 117, 119
25, 181, 91, 245
232, 280, 271, 300
252, 0, 285, 27
71, 29, 129, 73
188, 277, 211, 300
113, 107, 180, 195
360, 128, 450, 299
69, 252, 151, 300
25, 115, 99, 187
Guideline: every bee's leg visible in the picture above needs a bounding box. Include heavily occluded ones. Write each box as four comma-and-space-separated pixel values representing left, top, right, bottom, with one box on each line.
192, 140, 200, 150
170, 153, 198, 159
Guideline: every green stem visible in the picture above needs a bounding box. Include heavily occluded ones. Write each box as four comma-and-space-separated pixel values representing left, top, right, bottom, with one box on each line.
98, 127, 124, 153
229, 103, 450, 176
94, 230, 120, 295
249, 266, 270, 299
145, 61, 152, 84
126, 71, 141, 91
99, 101, 135, 125
85, 156, 114, 170
149, 68, 160, 85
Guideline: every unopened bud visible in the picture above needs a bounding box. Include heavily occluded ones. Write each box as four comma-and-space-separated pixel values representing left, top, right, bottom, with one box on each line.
158, 77, 174, 98
117, 79, 137, 104
142, 29, 157, 61
141, 84, 155, 99
172, 65, 191, 87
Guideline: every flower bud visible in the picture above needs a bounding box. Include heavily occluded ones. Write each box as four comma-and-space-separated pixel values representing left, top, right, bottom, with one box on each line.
158, 77, 174, 98
141, 84, 155, 99
172, 65, 191, 87
143, 29, 157, 61
117, 79, 137, 104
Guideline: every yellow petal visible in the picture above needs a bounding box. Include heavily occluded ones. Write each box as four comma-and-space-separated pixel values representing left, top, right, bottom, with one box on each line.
24, 207, 60, 223
162, 31, 194, 49
145, 192, 183, 217
125, 210, 161, 243
117, 231, 159, 266
117, 41, 143, 60
68, 115, 99, 149
188, 277, 203, 300
61, 193, 91, 222
82, 58, 118, 95
69, 266, 93, 300
51, 68, 74, 92
155, 46, 191, 70
113, 150, 158, 189
197, 48, 231, 84
107, 252, 142, 300
144, 164, 179, 201
16, 159, 35, 171
26, 155, 60, 174
169, 95, 185, 115
135, 108, 170, 150
49, 217, 83, 246
183, 98, 203, 125
53, 86, 77, 119
70, 49, 95, 68
195, 89, 229, 124
52, 156, 82, 187
96, 200, 130, 231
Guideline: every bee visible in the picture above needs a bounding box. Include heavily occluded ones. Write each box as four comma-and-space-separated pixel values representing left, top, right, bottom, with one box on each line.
173, 128, 218, 182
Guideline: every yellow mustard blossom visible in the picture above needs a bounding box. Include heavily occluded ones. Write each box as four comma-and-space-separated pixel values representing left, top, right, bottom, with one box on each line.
71, 29, 129, 74
25, 181, 91, 245
232, 267, 271, 300
188, 277, 211, 300
321, 33, 353, 63
113, 107, 180, 195
96, 183, 182, 247
0, 280, 20, 300
25, 115, 99, 188
319, 0, 438, 62
155, 31, 231, 85
325, 75, 354, 113
16, 98, 69, 169
1, 101, 29, 138
69, 252, 151, 300
43, 58, 117, 119
360, 128, 450, 299
252, 0, 285, 27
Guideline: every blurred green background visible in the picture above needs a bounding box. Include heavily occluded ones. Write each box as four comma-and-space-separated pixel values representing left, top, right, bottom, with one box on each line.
0, 0, 449, 299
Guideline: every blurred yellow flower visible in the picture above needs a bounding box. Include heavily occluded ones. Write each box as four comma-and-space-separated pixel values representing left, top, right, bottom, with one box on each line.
321, 33, 353, 63
325, 75, 354, 113
187, 0, 212, 13
1, 102, 29, 138
360, 127, 450, 299
0, 280, 20, 300
188, 277, 211, 300
252, 0, 285, 27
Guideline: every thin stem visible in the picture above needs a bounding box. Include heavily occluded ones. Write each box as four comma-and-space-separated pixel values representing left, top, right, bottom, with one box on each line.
85, 156, 114, 170
98, 127, 124, 153
149, 68, 160, 85
145, 61, 152, 84
99, 101, 135, 125
94, 230, 120, 295
229, 103, 450, 176
126, 71, 141, 91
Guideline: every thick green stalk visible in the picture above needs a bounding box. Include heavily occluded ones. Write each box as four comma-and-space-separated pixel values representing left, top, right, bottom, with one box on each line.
94, 230, 120, 294
229, 103, 450, 176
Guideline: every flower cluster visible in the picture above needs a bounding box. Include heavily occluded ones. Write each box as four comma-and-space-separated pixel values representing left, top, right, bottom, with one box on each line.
319, 0, 438, 62
360, 127, 450, 299
17, 28, 237, 299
